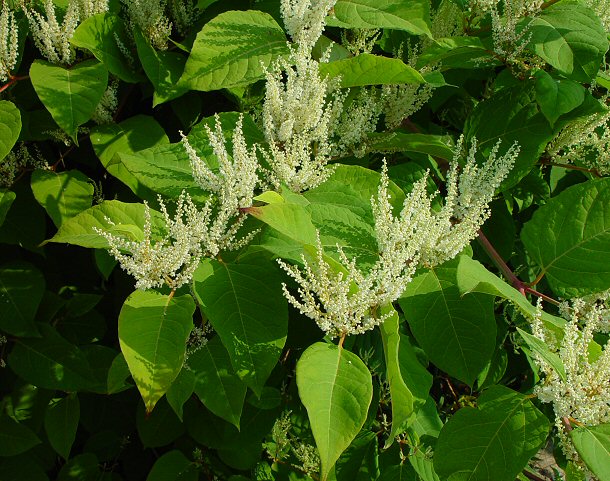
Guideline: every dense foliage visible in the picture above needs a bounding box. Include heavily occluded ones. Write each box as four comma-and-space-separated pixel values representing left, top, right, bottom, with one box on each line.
1, 0, 610, 480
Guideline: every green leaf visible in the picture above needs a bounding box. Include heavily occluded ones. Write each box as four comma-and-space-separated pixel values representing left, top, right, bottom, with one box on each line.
30, 59, 108, 143
0, 455, 49, 481
8, 323, 101, 391
31, 169, 94, 227
527, 2, 608, 82
115, 144, 207, 201
327, 0, 431, 37
147, 450, 198, 481
90, 114, 169, 199
534, 70, 585, 126
571, 424, 610, 481
47, 200, 164, 249
417, 36, 499, 69
319, 54, 424, 88
516, 327, 567, 382
434, 386, 550, 481
0, 261, 44, 337
454, 255, 565, 334
521, 178, 610, 297
334, 431, 379, 481
57, 453, 100, 481
465, 83, 554, 189
179, 10, 289, 91
118, 290, 195, 412
365, 132, 455, 160
134, 29, 187, 106
188, 336, 247, 429
0, 189, 16, 227
0, 415, 41, 457
71, 13, 142, 83
296, 342, 373, 481
0, 100, 21, 161
44, 394, 80, 459
380, 308, 432, 445
399, 260, 497, 386
192, 252, 288, 396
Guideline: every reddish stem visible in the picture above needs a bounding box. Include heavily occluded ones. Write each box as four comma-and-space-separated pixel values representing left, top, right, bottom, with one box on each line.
476, 230, 560, 305
0, 74, 28, 94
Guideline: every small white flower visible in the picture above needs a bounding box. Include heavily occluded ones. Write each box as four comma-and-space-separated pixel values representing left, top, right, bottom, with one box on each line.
0, 0, 19, 82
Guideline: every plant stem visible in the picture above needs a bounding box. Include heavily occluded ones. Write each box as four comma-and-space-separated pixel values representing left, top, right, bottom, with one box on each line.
541, 160, 601, 177
541, 0, 562, 9
476, 230, 560, 305
0, 74, 28, 94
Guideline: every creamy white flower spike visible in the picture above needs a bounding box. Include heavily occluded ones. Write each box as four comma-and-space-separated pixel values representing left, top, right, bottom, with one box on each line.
0, 0, 19, 82
120, 0, 172, 50
530, 295, 610, 474
100, 115, 261, 290
262, 47, 345, 192
23, 0, 108, 65
278, 139, 518, 337
280, 0, 337, 52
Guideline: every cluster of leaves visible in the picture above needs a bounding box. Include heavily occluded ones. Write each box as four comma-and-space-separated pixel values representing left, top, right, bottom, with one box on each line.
1, 0, 610, 480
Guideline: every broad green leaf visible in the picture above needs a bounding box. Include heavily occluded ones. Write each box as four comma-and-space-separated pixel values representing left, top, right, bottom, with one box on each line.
365, 132, 454, 160
454, 255, 565, 334
118, 290, 195, 412
0, 189, 16, 227
47, 200, 164, 249
166, 368, 195, 421
57, 453, 100, 481
31, 169, 94, 227
71, 13, 142, 82
44, 394, 80, 459
8, 323, 101, 391
571, 424, 610, 481
399, 260, 496, 386
134, 29, 187, 106
147, 450, 198, 481
0, 261, 44, 337
296, 342, 373, 481
179, 10, 289, 91
327, 0, 431, 37
30, 59, 108, 143
0, 415, 41, 456
417, 36, 498, 69
534, 70, 585, 126
0, 100, 21, 161
521, 178, 610, 297
90, 114, 169, 199
527, 2, 608, 82
192, 252, 288, 395
188, 336, 247, 429
465, 83, 554, 189
115, 144, 207, 201
516, 327, 567, 382
434, 386, 550, 481
319, 54, 424, 88
106, 352, 132, 394
334, 431, 379, 481
380, 308, 432, 445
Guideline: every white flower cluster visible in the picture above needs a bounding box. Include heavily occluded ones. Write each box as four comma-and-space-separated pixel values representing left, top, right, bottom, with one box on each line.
547, 106, 610, 176
278, 139, 518, 337
280, 0, 336, 52
24, 0, 108, 65
120, 0, 172, 50
262, 45, 345, 192
530, 295, 610, 472
0, 0, 19, 82
340, 28, 380, 56
92, 78, 119, 124
585, 0, 610, 32
99, 116, 261, 290
489, 0, 542, 63
0, 143, 49, 188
